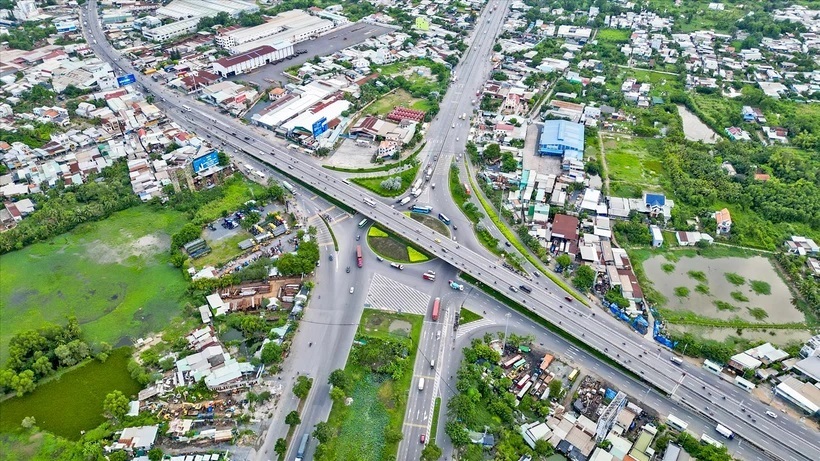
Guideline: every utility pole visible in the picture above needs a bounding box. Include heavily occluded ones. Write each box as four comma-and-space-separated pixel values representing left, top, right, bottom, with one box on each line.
502, 312, 511, 351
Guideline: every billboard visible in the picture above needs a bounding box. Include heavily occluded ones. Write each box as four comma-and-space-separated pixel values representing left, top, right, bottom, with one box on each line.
192, 150, 220, 173
234, 93, 246, 104
117, 74, 136, 87
311, 117, 328, 137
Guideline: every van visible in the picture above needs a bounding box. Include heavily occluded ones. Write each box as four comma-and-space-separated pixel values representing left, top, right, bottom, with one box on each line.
430, 360, 435, 369
519, 285, 532, 293
418, 378, 425, 391
670, 356, 683, 366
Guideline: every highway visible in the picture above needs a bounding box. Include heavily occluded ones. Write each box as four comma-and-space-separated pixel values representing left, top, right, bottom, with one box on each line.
81, 1, 819, 460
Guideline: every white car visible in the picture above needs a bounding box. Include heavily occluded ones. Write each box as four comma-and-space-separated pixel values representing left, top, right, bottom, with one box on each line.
766, 411, 778, 419
349, 286, 355, 294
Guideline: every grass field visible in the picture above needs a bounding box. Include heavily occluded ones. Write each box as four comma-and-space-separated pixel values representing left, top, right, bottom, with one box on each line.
604, 136, 665, 197
196, 232, 248, 268
319, 310, 422, 461
0, 348, 141, 439
0, 207, 189, 362
367, 89, 431, 117
191, 178, 268, 225
367, 225, 430, 264
351, 165, 420, 198
458, 308, 482, 325
597, 28, 631, 43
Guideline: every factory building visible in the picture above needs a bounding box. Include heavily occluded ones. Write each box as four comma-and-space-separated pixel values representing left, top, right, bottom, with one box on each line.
142, 18, 199, 42
212, 43, 294, 78
222, 10, 334, 54
155, 0, 258, 21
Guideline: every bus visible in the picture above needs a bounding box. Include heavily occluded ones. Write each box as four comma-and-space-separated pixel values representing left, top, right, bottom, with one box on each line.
363, 197, 376, 208
715, 424, 734, 440
182, 105, 192, 112
666, 414, 689, 432
431, 297, 440, 321
568, 368, 579, 382
295, 434, 309, 461
700, 434, 723, 448
734, 376, 756, 392
703, 359, 722, 375
356, 245, 363, 268
517, 381, 533, 399
438, 213, 451, 225
358, 218, 369, 228
282, 181, 295, 194
411, 205, 433, 214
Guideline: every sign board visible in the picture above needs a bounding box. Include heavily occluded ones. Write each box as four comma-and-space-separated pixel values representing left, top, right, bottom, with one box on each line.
234, 93, 247, 104
311, 117, 328, 138
117, 74, 136, 87
192, 150, 220, 173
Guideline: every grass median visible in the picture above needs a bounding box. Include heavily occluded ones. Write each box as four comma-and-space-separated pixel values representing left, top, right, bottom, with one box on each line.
350, 164, 420, 198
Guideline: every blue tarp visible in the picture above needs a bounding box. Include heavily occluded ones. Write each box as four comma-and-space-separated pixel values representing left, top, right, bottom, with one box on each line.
652, 320, 678, 348
604, 388, 617, 401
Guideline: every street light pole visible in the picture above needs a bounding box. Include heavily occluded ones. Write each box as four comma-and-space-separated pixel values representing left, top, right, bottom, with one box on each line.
502, 312, 511, 351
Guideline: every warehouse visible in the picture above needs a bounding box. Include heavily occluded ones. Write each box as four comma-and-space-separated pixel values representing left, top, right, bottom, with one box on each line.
156, 0, 258, 21
225, 10, 334, 54
538, 120, 585, 157
252, 77, 350, 130
142, 17, 199, 42
212, 43, 294, 78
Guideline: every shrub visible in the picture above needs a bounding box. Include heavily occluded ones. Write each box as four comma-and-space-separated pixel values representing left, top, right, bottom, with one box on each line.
687, 270, 707, 282
725, 272, 745, 286
407, 246, 428, 262
749, 280, 771, 295
695, 284, 710, 294
674, 287, 690, 297
747, 307, 769, 320
730, 291, 749, 302
661, 263, 676, 273
714, 300, 739, 311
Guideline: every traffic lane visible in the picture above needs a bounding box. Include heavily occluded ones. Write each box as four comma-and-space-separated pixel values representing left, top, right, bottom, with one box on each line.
93, 12, 816, 458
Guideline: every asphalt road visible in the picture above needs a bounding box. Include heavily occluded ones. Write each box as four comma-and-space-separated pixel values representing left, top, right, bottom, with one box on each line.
433, 288, 774, 461
83, 1, 820, 460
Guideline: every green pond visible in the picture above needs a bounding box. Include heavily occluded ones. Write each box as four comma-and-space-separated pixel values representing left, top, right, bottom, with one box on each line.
0, 347, 141, 439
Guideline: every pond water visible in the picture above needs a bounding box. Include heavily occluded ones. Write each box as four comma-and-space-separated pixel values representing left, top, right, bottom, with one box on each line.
0, 348, 140, 439
643, 255, 802, 323
677, 105, 719, 143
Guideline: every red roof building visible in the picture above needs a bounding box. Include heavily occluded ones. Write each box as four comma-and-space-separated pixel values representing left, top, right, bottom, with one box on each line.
386, 106, 425, 123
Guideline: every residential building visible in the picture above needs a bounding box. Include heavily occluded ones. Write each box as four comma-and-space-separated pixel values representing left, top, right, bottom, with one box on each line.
377, 140, 398, 158
714, 208, 732, 234
786, 236, 819, 256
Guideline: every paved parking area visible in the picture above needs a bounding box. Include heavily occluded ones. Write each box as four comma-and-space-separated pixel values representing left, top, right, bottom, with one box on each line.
365, 273, 431, 315
324, 137, 377, 168
232, 23, 395, 89
522, 122, 563, 176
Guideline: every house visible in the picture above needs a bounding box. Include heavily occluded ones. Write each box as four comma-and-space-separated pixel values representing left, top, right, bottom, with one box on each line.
377, 140, 398, 158
762, 126, 789, 143
644, 193, 666, 217
714, 208, 732, 234
741, 106, 766, 123
110, 425, 158, 452
650, 225, 663, 247
675, 231, 713, 246
785, 236, 819, 256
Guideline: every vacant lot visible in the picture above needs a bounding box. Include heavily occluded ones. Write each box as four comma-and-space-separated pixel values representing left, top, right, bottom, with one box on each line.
367, 89, 431, 117
603, 136, 665, 198
0, 207, 188, 362
644, 255, 800, 324
0, 348, 140, 438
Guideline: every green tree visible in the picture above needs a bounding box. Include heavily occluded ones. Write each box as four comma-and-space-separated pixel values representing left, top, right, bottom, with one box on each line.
328, 369, 350, 391
217, 151, 230, 166
556, 253, 572, 270
108, 451, 129, 461
534, 439, 554, 456
103, 390, 130, 421
420, 443, 442, 461
21, 416, 36, 430
285, 410, 301, 426
148, 448, 164, 461
572, 265, 596, 292
293, 375, 313, 400
330, 386, 346, 402
445, 421, 470, 447
260, 342, 283, 365
493, 43, 502, 52
274, 438, 287, 456
548, 379, 563, 399
313, 421, 332, 444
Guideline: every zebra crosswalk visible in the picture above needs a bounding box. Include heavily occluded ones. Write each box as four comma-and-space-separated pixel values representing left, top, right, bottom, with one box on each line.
455, 318, 497, 339
364, 273, 432, 316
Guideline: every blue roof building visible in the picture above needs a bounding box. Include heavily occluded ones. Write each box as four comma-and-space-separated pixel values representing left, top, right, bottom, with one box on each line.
538, 120, 585, 157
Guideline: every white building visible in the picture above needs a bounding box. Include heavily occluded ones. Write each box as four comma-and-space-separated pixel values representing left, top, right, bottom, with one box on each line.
228, 10, 334, 54
156, 0, 258, 21
13, 0, 40, 21
212, 44, 294, 78
142, 17, 199, 42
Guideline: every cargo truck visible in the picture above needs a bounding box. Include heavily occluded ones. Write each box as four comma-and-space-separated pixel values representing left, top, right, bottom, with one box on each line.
715, 424, 734, 440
